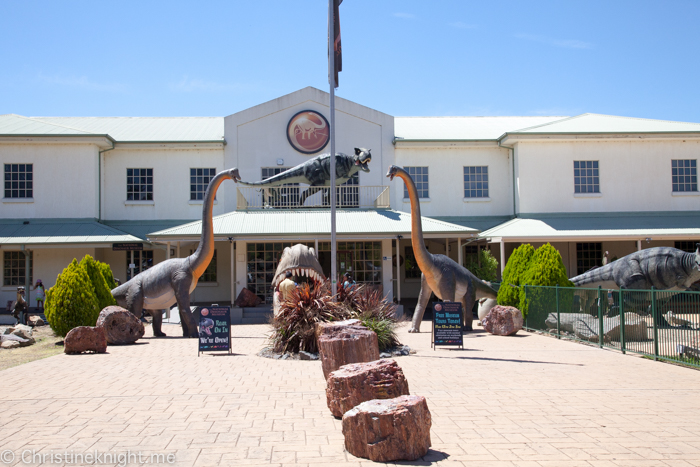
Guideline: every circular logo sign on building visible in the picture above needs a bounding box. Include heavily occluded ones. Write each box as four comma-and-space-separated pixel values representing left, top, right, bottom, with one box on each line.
287, 110, 330, 154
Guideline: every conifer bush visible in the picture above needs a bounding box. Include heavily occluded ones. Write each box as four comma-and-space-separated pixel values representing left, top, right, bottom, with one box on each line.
45, 259, 100, 337
80, 255, 117, 310
98, 260, 118, 290
497, 244, 535, 307
518, 243, 574, 323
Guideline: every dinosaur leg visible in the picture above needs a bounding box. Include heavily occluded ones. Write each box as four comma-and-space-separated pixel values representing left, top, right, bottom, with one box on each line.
461, 287, 476, 332
149, 309, 166, 337
299, 187, 322, 206
174, 282, 199, 338
409, 274, 432, 333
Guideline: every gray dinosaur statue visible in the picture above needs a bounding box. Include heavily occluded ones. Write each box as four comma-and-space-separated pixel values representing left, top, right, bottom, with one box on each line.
235, 148, 372, 205
571, 246, 700, 291
111, 168, 241, 338
386, 165, 498, 332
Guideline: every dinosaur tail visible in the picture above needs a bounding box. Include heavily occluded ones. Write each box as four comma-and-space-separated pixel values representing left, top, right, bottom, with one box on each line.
236, 167, 305, 187
475, 279, 498, 299
570, 263, 615, 287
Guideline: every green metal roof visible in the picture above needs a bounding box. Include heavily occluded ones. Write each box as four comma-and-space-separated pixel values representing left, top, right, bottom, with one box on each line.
433, 215, 514, 232
480, 212, 700, 241
147, 209, 478, 241
0, 219, 142, 246
507, 113, 700, 135
102, 220, 193, 241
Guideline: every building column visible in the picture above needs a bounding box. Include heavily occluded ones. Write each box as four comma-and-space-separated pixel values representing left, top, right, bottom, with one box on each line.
457, 238, 462, 266
637, 240, 642, 251
500, 240, 506, 277
396, 238, 401, 303
166, 242, 171, 260
230, 241, 235, 305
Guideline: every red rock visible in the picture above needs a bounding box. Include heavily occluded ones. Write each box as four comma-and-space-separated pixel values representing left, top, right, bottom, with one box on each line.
234, 287, 262, 307
96, 306, 145, 345
64, 326, 107, 354
326, 359, 409, 418
316, 322, 379, 380
482, 305, 523, 336
342, 395, 432, 462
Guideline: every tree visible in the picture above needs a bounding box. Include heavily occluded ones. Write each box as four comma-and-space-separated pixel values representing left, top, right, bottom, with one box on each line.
518, 243, 574, 321
80, 255, 117, 310
466, 248, 499, 282
497, 244, 535, 307
45, 259, 100, 337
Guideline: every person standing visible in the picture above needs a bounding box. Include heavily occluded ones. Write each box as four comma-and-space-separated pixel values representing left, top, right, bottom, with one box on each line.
32, 279, 45, 311
279, 271, 297, 301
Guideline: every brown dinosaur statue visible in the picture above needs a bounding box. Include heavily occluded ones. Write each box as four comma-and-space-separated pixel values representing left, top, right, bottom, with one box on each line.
112, 168, 241, 337
386, 165, 498, 332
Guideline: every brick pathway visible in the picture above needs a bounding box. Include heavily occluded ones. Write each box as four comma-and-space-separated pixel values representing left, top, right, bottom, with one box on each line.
2, 323, 700, 466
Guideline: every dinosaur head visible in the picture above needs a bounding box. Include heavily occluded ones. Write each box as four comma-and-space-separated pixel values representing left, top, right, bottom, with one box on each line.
200, 317, 215, 336
272, 244, 326, 288
229, 168, 242, 183
386, 165, 400, 181
353, 148, 372, 173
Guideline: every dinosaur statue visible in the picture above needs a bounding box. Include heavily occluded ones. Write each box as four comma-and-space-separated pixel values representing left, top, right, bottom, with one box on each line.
235, 148, 372, 205
10, 287, 27, 324
386, 165, 498, 332
112, 168, 241, 338
271, 244, 326, 315
570, 246, 700, 291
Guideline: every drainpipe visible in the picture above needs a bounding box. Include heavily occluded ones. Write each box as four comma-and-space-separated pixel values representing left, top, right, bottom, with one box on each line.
98, 139, 115, 222
498, 139, 517, 218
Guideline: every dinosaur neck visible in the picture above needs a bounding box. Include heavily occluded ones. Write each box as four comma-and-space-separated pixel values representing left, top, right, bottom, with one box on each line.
394, 168, 432, 272
189, 171, 228, 278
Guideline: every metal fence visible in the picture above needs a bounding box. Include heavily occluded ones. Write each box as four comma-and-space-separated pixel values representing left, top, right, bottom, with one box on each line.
519, 284, 700, 368
236, 185, 390, 210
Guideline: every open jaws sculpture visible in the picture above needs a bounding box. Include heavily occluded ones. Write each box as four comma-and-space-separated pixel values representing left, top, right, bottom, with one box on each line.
386, 165, 498, 332
271, 244, 326, 315
111, 168, 241, 337
234, 148, 371, 205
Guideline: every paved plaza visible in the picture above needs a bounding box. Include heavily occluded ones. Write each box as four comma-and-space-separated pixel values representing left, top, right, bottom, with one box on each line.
2, 322, 700, 467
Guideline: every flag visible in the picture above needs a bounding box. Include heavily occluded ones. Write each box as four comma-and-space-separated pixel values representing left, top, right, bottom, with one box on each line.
331, 0, 342, 87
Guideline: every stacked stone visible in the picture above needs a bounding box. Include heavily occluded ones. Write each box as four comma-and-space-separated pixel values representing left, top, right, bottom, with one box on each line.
317, 320, 432, 462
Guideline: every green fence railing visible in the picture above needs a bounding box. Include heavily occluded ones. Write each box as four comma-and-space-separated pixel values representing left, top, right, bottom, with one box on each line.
519, 284, 700, 368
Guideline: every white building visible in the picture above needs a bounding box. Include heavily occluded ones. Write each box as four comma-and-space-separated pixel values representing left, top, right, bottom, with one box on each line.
2, 87, 699, 320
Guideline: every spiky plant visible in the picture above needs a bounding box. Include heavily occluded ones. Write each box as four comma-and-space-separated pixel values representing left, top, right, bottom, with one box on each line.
270, 281, 351, 354
346, 286, 401, 351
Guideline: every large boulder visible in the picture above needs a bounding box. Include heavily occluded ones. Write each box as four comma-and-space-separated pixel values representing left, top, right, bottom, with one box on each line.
342, 395, 432, 462
316, 321, 379, 380
96, 306, 145, 345
326, 359, 410, 418
234, 288, 262, 308
5, 323, 33, 338
28, 316, 45, 326
1, 340, 20, 349
64, 326, 107, 354
546, 312, 648, 342
482, 305, 523, 336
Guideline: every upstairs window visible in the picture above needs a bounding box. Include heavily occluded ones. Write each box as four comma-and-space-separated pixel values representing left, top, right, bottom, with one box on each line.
127, 168, 153, 201
574, 161, 599, 193
190, 168, 216, 200
4, 163, 33, 199
403, 166, 429, 199
672, 159, 697, 192
464, 166, 489, 198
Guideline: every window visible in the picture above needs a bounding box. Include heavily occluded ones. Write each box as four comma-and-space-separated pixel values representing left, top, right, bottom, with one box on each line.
3, 251, 33, 286
261, 167, 300, 207
672, 159, 697, 192
127, 168, 153, 201
4, 164, 33, 199
319, 241, 382, 284
463, 166, 489, 198
574, 161, 599, 193
576, 243, 602, 275
403, 166, 429, 199
247, 242, 312, 304
201, 250, 217, 282
675, 241, 698, 253
404, 247, 421, 279
190, 168, 216, 200
126, 251, 153, 280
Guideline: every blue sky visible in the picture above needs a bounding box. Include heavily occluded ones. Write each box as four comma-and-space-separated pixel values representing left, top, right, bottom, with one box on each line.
2, 0, 699, 122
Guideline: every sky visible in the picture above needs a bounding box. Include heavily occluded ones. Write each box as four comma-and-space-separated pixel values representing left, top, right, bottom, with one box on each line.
2, 0, 699, 122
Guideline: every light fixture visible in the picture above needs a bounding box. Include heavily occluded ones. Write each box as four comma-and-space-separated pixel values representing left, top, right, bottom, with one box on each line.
277, 158, 284, 166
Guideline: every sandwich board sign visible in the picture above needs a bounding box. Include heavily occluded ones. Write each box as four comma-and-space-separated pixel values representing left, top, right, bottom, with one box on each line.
198, 306, 231, 355
432, 301, 463, 350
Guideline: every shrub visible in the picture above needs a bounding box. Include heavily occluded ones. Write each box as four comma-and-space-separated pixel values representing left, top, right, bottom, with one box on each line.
80, 255, 117, 310
497, 244, 535, 307
466, 248, 499, 282
45, 259, 100, 337
98, 260, 118, 290
518, 243, 574, 321
345, 286, 401, 351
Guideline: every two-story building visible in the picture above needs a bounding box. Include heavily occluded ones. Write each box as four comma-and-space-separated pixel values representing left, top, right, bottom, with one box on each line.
2, 87, 699, 316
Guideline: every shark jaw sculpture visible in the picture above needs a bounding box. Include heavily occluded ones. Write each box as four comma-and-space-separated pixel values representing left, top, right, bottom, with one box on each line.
272, 244, 326, 315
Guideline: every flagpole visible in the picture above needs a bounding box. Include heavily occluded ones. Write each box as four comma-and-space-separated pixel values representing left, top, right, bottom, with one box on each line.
328, 0, 337, 296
